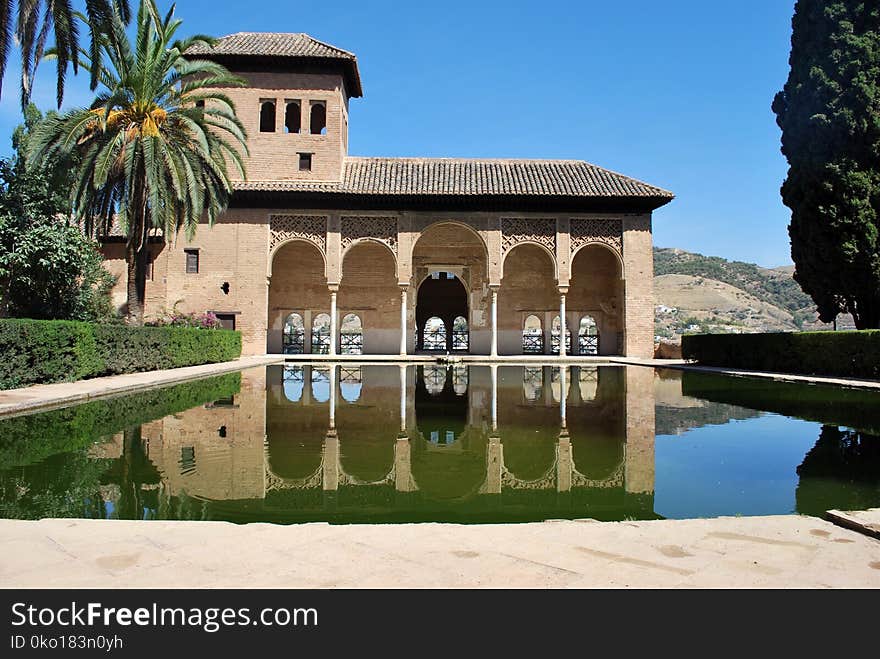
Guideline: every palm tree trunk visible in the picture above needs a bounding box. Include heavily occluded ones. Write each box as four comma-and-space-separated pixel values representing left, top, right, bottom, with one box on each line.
125, 184, 149, 325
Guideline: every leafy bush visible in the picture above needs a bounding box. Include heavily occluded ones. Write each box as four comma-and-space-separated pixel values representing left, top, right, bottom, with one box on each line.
0, 319, 242, 389
682, 331, 880, 380
148, 307, 221, 329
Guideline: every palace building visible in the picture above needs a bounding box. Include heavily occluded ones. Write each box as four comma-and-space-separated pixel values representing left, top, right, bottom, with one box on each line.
102, 32, 674, 357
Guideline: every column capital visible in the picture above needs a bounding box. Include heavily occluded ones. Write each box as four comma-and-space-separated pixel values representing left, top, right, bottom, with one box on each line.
557, 286, 569, 295
489, 283, 501, 292
328, 284, 340, 293
398, 283, 409, 292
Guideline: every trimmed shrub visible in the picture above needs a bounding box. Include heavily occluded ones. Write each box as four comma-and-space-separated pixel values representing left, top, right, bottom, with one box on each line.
682, 331, 880, 380
0, 319, 242, 389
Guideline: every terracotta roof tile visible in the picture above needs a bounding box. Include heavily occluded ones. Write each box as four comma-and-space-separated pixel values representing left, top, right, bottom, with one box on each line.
232, 157, 674, 201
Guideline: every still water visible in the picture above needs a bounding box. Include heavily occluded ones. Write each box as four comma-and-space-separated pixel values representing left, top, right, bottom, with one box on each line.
1, 365, 879, 523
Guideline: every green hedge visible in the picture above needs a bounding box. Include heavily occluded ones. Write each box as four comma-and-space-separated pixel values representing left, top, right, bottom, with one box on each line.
682, 331, 880, 380
0, 319, 242, 389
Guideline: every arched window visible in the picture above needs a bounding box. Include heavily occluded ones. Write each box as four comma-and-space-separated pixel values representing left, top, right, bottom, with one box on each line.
339, 367, 362, 403
282, 313, 305, 354
312, 313, 331, 354
551, 316, 571, 355
340, 313, 363, 355
282, 365, 304, 402
522, 366, 543, 402
423, 316, 447, 350
259, 100, 276, 132
452, 315, 468, 351
284, 101, 301, 133
579, 315, 599, 355
309, 102, 326, 135
522, 314, 543, 354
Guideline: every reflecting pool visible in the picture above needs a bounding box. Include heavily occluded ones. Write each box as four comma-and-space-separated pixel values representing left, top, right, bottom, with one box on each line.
1, 365, 879, 523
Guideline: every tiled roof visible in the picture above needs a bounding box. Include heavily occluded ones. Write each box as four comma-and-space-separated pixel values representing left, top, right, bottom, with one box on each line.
186, 33, 363, 96
233, 157, 674, 201
187, 32, 356, 61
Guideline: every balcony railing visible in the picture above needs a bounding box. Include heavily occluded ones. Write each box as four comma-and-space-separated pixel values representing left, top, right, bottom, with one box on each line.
522, 333, 544, 354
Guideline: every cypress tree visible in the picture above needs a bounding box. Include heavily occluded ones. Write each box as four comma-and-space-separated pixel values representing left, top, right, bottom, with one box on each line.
772, 0, 880, 328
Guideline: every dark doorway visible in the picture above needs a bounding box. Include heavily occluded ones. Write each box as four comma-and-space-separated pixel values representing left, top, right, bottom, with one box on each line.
416, 272, 468, 352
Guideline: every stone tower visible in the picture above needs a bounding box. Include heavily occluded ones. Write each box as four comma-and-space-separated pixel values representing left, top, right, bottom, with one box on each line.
188, 32, 363, 182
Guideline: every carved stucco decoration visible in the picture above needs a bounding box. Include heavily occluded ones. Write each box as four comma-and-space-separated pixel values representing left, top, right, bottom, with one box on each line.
341, 215, 398, 255
269, 214, 327, 255
570, 218, 623, 255
500, 217, 556, 254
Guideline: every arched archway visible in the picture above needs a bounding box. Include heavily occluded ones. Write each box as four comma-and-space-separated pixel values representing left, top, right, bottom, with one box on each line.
267, 240, 327, 353
411, 222, 488, 353
569, 244, 624, 355
500, 244, 558, 355
340, 241, 399, 354
416, 274, 467, 351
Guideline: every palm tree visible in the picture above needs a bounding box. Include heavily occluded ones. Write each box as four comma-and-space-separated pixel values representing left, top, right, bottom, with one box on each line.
0, 0, 131, 110
27, 0, 248, 324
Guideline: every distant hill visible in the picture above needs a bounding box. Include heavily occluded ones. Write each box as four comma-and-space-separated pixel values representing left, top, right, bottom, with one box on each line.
652, 247, 850, 341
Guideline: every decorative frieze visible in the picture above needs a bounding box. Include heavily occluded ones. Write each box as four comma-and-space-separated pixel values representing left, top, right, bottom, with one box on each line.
570, 218, 622, 254
340, 215, 398, 254
500, 217, 556, 254
269, 214, 327, 255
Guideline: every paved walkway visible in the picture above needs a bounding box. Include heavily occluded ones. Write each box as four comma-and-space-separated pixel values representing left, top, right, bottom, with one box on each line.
0, 356, 283, 418
1, 515, 878, 588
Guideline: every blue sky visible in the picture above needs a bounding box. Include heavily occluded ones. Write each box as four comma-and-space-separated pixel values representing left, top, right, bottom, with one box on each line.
0, 0, 796, 267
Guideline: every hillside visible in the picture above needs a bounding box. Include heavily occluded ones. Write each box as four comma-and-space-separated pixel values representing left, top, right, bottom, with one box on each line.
652, 247, 847, 341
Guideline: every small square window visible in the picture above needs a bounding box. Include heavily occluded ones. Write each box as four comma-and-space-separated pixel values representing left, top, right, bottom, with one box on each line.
184, 249, 199, 274
215, 313, 236, 330
298, 152, 312, 172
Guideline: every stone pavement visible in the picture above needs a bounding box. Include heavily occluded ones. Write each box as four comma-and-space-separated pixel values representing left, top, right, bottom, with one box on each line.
1, 515, 878, 588
0, 356, 283, 418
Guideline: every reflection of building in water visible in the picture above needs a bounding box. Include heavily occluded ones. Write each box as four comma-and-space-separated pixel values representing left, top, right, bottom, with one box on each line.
123, 364, 656, 521
140, 369, 267, 502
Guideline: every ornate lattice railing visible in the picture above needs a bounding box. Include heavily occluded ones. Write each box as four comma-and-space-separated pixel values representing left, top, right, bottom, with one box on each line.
522, 333, 544, 354
282, 329, 305, 354
578, 334, 598, 355
340, 332, 363, 355
423, 328, 446, 350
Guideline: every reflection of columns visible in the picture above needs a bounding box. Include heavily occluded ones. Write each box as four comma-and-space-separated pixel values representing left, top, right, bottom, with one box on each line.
559, 366, 567, 428
328, 365, 337, 429
624, 366, 656, 494
557, 431, 572, 493
399, 286, 408, 356
487, 435, 502, 494
394, 436, 415, 492
490, 286, 499, 357
329, 287, 338, 355
559, 287, 568, 357
399, 365, 407, 433
322, 429, 339, 491
490, 364, 498, 432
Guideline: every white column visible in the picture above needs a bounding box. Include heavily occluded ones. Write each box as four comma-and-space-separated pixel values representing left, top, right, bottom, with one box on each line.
329, 288, 338, 356
490, 286, 499, 357
399, 286, 408, 356
559, 289, 567, 358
